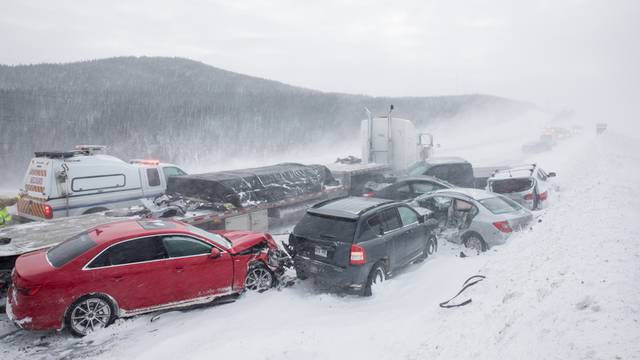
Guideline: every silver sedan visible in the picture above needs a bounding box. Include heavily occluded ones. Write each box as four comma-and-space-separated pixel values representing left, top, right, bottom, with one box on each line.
409, 188, 533, 252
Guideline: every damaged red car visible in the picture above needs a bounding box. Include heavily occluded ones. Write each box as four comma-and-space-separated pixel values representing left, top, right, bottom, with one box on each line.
7, 219, 285, 336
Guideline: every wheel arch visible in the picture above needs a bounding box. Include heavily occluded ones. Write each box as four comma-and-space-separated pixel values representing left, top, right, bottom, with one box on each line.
62, 292, 121, 329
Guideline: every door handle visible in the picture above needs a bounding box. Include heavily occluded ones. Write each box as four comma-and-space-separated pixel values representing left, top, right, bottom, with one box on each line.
112, 275, 124, 282
175, 266, 184, 273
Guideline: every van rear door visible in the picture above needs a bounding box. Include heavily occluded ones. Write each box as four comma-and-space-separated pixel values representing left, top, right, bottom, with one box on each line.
17, 157, 55, 219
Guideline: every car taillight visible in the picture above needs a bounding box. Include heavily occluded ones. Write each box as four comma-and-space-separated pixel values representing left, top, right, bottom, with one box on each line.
523, 193, 534, 201
350, 244, 366, 265
537, 191, 548, 201
493, 221, 513, 233
43, 204, 53, 219
16, 285, 42, 296
362, 192, 374, 197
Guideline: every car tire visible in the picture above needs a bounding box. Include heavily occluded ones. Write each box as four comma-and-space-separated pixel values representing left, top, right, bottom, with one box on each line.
65, 294, 116, 337
244, 263, 275, 292
463, 233, 487, 253
362, 262, 386, 297
295, 268, 308, 280
416, 235, 437, 262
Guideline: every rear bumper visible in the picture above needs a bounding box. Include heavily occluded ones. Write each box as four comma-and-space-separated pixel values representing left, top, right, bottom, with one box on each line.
6, 285, 65, 331
293, 256, 371, 292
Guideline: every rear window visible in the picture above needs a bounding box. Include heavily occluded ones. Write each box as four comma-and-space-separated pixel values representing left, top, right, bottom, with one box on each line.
294, 213, 357, 242
479, 197, 521, 215
406, 162, 429, 176
47, 233, 97, 268
489, 178, 534, 193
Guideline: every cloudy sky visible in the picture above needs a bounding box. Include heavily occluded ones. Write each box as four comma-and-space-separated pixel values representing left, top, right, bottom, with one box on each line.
1, 0, 638, 120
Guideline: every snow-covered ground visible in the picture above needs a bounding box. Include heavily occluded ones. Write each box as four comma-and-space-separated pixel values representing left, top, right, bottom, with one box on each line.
2, 125, 639, 359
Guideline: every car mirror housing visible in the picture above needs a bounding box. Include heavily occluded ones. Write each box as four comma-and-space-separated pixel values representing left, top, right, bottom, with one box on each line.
210, 248, 222, 259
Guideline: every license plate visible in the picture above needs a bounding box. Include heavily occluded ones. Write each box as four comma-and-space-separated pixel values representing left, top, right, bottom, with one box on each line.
314, 246, 328, 258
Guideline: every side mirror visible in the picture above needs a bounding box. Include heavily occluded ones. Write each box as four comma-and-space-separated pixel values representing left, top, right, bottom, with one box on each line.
210, 248, 222, 259
548, 172, 556, 177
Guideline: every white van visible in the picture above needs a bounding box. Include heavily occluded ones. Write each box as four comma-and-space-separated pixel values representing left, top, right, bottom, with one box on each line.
17, 146, 187, 220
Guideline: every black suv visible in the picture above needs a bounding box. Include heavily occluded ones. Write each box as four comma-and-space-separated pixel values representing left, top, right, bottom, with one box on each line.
289, 197, 438, 296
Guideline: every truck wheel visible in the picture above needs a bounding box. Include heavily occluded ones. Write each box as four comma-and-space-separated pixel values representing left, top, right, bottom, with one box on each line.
362, 262, 386, 297
65, 295, 115, 337
244, 263, 274, 292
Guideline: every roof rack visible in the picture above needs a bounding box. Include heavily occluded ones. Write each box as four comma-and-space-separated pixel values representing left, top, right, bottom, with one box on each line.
311, 195, 350, 209
357, 200, 395, 215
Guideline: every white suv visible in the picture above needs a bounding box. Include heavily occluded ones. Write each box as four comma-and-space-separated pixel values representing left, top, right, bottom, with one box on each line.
486, 165, 556, 210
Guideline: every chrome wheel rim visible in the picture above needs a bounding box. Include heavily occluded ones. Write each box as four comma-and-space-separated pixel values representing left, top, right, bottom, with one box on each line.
70, 298, 111, 335
245, 267, 273, 291
465, 237, 483, 251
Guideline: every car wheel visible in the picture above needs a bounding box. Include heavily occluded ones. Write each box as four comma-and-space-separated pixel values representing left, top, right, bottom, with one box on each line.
363, 262, 386, 297
295, 268, 308, 280
463, 234, 487, 253
416, 235, 437, 262
65, 295, 115, 337
244, 263, 274, 292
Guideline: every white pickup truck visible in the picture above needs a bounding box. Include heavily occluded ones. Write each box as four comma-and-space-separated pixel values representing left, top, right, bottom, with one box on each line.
17, 145, 186, 220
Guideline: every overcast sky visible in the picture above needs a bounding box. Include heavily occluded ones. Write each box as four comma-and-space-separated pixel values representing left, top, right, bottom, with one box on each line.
1, 0, 638, 120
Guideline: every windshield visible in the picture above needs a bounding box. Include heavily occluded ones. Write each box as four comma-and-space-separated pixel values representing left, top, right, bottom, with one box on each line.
489, 178, 534, 193
186, 225, 233, 248
294, 213, 357, 242
406, 162, 429, 176
479, 197, 522, 215
47, 232, 97, 268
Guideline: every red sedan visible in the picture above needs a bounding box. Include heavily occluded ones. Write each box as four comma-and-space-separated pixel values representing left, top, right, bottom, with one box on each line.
7, 219, 284, 336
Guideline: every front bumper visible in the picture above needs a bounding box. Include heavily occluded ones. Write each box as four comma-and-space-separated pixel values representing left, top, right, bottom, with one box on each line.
294, 256, 371, 293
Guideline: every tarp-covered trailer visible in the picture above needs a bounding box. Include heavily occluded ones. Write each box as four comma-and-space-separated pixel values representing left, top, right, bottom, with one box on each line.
166, 163, 346, 231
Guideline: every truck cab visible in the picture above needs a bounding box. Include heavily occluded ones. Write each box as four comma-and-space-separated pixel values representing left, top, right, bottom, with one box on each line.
17, 146, 186, 220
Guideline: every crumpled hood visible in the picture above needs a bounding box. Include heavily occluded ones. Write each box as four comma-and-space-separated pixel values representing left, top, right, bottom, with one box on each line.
216, 230, 275, 254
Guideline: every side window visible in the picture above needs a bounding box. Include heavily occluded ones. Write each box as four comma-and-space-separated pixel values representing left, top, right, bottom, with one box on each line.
87, 236, 166, 268
398, 206, 418, 226
163, 166, 187, 183
396, 184, 411, 195
380, 208, 402, 232
163, 236, 212, 257
537, 169, 548, 181
359, 215, 383, 240
412, 181, 439, 195
147, 168, 161, 187
426, 165, 449, 180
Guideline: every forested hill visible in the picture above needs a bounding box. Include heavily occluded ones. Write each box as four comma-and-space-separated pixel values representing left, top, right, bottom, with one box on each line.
0, 56, 532, 186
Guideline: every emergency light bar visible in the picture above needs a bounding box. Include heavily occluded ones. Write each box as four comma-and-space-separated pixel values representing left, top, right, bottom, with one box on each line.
130, 159, 160, 166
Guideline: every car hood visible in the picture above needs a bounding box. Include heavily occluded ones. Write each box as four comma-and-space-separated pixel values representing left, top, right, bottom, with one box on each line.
216, 230, 274, 254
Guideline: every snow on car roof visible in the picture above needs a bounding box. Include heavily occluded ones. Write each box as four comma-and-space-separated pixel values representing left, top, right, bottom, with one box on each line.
491, 168, 535, 180
432, 187, 497, 200
425, 156, 470, 165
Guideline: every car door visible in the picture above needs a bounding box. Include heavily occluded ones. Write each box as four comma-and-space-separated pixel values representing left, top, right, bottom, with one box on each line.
378, 207, 408, 269
162, 235, 234, 301
86, 236, 178, 311
397, 206, 424, 261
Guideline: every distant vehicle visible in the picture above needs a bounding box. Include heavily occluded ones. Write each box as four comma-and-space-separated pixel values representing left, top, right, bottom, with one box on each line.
409, 188, 533, 252
288, 197, 438, 296
362, 176, 453, 201
7, 219, 286, 336
522, 134, 555, 154
486, 165, 556, 210
596, 123, 608, 134
404, 157, 505, 189
17, 145, 186, 220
